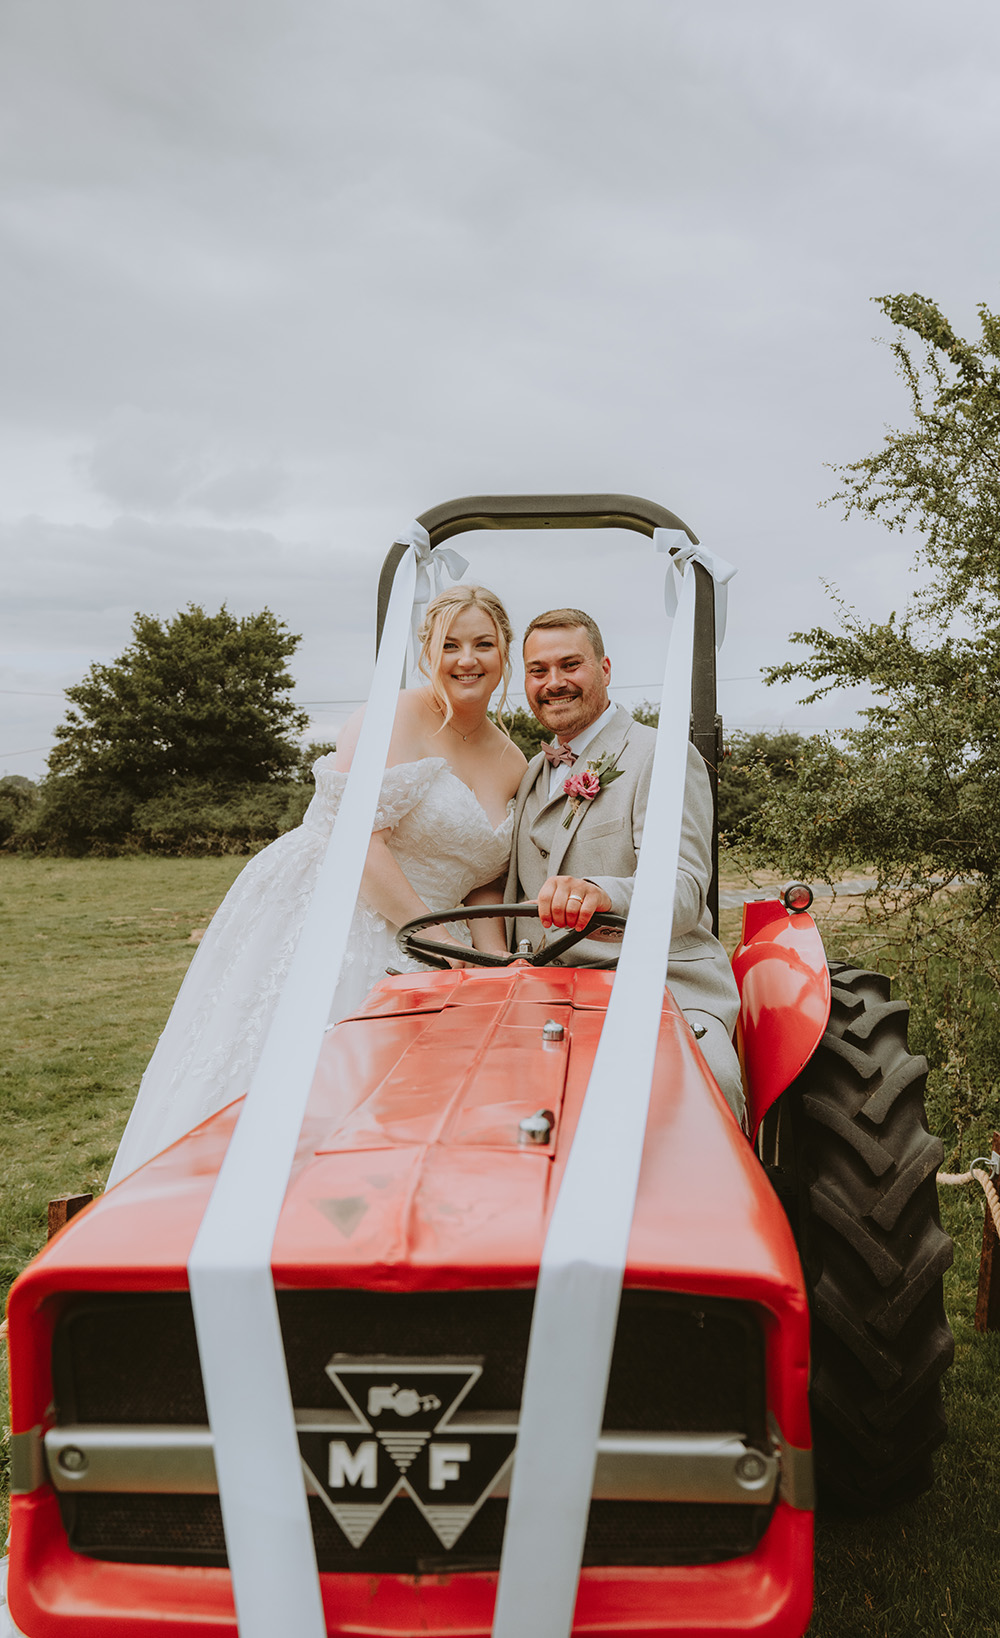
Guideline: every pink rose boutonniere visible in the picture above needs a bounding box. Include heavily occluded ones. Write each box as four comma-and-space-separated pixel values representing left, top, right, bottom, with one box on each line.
561, 752, 624, 827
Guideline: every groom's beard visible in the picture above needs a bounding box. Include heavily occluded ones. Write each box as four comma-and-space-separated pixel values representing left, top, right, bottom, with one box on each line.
531, 689, 609, 739
532, 692, 580, 731
537, 690, 580, 710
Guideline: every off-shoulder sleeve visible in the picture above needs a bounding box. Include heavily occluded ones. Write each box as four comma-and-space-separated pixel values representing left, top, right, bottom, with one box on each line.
303, 755, 447, 837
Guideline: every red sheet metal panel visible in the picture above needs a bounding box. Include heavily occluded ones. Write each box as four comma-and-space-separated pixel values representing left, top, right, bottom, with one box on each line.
8, 1487, 812, 1637
732, 901, 831, 1142
7, 963, 812, 1637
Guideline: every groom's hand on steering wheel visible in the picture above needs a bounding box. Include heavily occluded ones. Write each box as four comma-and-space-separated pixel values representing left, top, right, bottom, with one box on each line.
538, 876, 612, 932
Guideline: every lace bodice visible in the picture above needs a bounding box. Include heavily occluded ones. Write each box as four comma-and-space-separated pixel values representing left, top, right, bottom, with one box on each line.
303, 754, 513, 910
107, 757, 513, 1185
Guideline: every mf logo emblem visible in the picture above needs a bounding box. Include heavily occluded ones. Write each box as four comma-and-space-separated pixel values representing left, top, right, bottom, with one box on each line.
298, 1358, 515, 1551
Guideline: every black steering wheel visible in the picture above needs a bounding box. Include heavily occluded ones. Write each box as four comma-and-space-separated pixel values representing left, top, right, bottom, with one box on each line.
395, 901, 627, 970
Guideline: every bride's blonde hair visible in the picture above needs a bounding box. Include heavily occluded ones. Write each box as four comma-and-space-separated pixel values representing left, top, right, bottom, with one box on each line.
418, 585, 514, 734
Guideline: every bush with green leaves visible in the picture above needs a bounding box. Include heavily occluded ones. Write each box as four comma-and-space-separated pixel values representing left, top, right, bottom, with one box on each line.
497, 706, 549, 760
717, 730, 815, 839
294, 740, 337, 781
0, 776, 41, 846
739, 292, 1000, 1156
128, 781, 311, 855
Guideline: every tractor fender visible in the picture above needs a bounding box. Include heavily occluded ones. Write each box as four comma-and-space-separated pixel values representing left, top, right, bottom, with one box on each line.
731, 897, 831, 1141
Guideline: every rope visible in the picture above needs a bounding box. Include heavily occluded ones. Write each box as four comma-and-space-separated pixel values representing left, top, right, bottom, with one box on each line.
937, 1163, 1000, 1239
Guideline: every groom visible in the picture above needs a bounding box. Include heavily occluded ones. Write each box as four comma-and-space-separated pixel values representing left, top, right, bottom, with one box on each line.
506, 607, 744, 1122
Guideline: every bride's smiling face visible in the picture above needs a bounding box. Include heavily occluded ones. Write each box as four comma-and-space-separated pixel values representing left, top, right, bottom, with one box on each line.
436, 606, 504, 708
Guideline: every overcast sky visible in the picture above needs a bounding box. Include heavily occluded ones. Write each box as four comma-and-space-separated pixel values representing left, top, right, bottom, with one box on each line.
3, 0, 999, 778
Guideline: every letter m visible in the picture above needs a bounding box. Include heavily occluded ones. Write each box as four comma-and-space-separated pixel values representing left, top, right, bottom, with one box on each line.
328, 1440, 378, 1489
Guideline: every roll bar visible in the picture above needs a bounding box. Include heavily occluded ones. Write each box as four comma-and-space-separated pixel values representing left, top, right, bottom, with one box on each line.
375, 493, 722, 931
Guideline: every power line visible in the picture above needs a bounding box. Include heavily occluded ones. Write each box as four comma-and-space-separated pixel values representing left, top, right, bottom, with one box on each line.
0, 671, 777, 703
0, 676, 782, 707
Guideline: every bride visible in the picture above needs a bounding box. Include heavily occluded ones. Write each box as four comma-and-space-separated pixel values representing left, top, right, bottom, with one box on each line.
107, 585, 527, 1187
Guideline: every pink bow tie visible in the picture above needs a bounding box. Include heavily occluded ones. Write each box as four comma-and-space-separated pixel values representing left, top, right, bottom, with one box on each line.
543, 742, 578, 768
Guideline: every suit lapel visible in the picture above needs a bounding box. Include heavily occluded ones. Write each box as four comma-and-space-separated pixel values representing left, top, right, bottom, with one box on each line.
508, 753, 547, 900
546, 708, 633, 878
533, 756, 573, 817
516, 752, 547, 821
512, 707, 636, 896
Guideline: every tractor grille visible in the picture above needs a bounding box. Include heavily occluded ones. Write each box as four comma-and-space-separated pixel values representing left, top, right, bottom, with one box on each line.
53, 1288, 771, 1571
65, 1493, 770, 1573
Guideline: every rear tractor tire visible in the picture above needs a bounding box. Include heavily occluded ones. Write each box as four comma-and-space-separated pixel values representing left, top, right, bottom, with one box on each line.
763, 962, 954, 1511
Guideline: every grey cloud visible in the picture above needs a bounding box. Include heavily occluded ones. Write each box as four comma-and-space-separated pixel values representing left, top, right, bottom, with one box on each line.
1, 512, 368, 638
84, 407, 289, 517
85, 408, 208, 510
2, 0, 998, 776
1, 507, 380, 772
190, 461, 288, 517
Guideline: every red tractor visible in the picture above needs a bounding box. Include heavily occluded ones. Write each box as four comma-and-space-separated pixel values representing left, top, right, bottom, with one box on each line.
5, 495, 953, 1637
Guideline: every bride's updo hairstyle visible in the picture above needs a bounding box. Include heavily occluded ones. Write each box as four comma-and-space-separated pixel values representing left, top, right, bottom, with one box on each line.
418, 584, 514, 734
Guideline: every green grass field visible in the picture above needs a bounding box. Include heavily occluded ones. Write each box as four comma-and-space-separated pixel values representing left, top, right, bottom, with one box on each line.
2, 856, 1000, 1634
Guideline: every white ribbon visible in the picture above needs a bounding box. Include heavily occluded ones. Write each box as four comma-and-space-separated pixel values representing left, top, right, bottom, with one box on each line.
654, 528, 736, 648
187, 543, 419, 1638
492, 558, 699, 1638
394, 519, 469, 686
0, 1556, 25, 1638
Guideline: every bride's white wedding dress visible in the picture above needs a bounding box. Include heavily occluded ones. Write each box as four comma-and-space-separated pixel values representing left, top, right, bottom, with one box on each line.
107, 755, 514, 1186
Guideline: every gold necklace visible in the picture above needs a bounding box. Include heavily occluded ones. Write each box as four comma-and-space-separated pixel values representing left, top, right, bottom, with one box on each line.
446, 717, 485, 743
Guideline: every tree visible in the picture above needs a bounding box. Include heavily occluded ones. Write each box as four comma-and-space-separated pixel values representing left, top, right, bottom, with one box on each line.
0, 775, 40, 846
499, 706, 550, 761
717, 730, 814, 837
748, 294, 1000, 907
827, 293, 1000, 625
740, 294, 1000, 1151
50, 604, 308, 791
38, 605, 309, 851
294, 740, 337, 781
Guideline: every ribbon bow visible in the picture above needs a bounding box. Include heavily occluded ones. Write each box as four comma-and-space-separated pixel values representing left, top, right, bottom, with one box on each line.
393, 520, 469, 685
653, 529, 737, 649
542, 743, 578, 768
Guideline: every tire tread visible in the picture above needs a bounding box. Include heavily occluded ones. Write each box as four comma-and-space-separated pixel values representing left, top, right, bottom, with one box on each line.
769, 959, 954, 1510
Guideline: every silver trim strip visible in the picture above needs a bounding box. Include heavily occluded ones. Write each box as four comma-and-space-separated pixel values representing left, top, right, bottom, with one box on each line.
11, 1427, 46, 1495
493, 1431, 778, 1505
45, 1427, 219, 1494
44, 1422, 779, 1507
768, 1413, 814, 1511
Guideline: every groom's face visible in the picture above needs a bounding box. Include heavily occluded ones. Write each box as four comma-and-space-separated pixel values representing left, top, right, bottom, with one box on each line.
523, 625, 612, 742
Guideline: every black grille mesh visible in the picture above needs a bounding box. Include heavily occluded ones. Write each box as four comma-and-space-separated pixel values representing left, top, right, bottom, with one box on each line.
55, 1288, 765, 1436
54, 1287, 770, 1570
68, 1493, 227, 1560
54, 1295, 207, 1424
69, 1493, 770, 1572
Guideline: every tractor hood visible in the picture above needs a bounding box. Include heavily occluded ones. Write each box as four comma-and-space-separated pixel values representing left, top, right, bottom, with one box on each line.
14, 965, 804, 1319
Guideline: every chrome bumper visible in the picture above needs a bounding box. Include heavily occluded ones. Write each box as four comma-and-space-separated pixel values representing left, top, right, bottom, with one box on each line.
13, 1415, 812, 1510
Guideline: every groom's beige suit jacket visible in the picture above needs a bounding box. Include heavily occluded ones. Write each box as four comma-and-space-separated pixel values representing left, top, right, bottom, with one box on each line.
505, 704, 740, 1032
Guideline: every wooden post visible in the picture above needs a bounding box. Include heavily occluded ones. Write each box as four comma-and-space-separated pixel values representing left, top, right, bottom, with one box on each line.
1, 1194, 95, 1348
974, 1132, 1000, 1333
47, 1193, 93, 1240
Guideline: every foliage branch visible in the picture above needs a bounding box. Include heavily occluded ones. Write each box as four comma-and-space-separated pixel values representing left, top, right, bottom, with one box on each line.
738, 293, 1000, 1152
